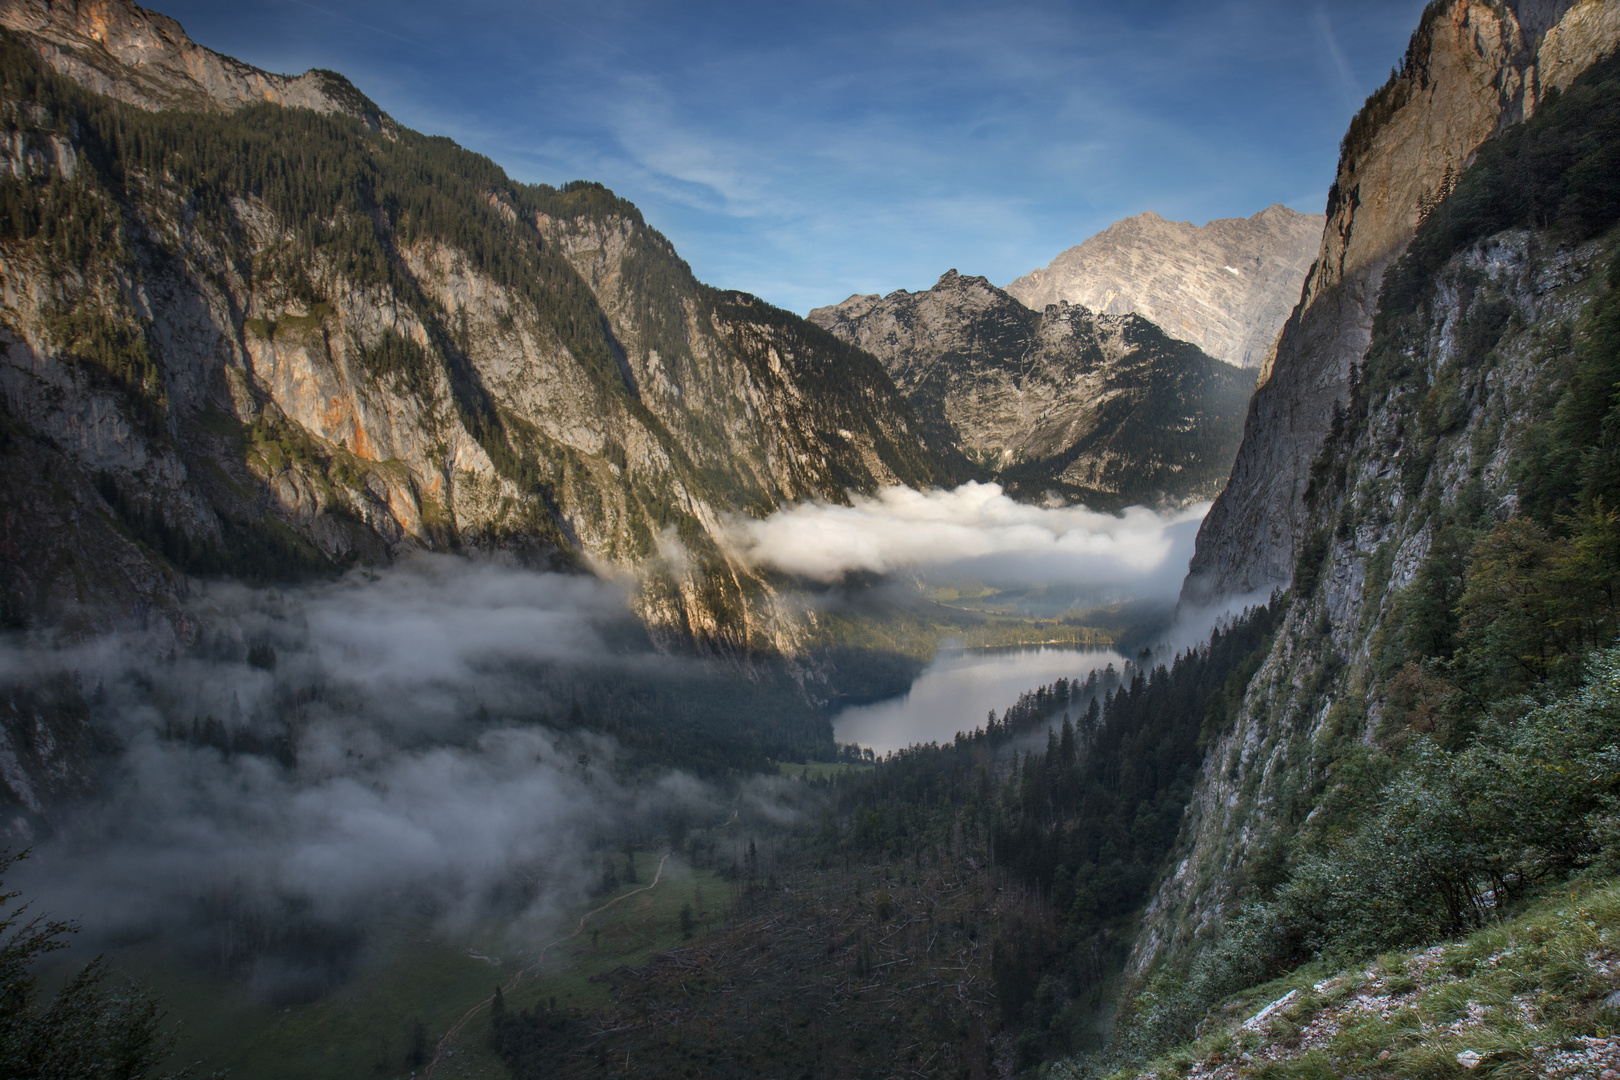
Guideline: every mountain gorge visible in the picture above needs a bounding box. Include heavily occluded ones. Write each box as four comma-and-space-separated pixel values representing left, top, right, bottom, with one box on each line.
1004, 205, 1325, 371
5, 0, 1620, 1078
810, 270, 1254, 508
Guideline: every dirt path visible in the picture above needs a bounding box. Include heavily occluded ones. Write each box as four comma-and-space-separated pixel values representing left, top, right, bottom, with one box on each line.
423, 851, 672, 1078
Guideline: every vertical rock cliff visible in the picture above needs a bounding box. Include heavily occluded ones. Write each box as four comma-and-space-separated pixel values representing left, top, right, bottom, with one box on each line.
1180, 0, 1620, 609
1134, 0, 1620, 985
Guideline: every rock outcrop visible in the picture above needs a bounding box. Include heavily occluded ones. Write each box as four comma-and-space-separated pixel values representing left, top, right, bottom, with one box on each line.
0, 0, 384, 122
1004, 206, 1324, 370
809, 271, 1254, 507
1179, 0, 1620, 609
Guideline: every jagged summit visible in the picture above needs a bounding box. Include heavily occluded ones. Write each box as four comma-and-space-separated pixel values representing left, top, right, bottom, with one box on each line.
0, 0, 387, 124
1004, 204, 1324, 370
810, 269, 1254, 508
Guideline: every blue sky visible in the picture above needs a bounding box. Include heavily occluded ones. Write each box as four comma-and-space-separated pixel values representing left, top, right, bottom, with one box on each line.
161, 0, 1426, 314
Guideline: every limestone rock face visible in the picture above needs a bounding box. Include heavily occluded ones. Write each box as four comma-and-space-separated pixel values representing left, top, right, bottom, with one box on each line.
0, 0, 955, 661
0, 0, 384, 123
809, 271, 1254, 507
1004, 206, 1324, 370
1179, 0, 1620, 610
1136, 224, 1616, 982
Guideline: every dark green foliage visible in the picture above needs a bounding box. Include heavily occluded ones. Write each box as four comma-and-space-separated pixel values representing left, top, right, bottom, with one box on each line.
816, 602, 1282, 1067
1257, 645, 1620, 963
1291, 529, 1330, 602
1518, 259, 1620, 524
0, 853, 186, 1080
490, 1000, 584, 1076
352, 327, 433, 400
93, 469, 342, 586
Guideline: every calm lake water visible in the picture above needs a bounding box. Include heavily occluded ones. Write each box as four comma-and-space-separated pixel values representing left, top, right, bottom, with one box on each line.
832, 645, 1126, 754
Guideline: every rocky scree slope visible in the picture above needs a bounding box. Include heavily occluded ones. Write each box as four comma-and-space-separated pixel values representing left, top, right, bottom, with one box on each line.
1115, 34, 1620, 1059
0, 0, 966, 660
1005, 206, 1324, 371
1113, 878, 1620, 1080
809, 270, 1255, 508
1181, 0, 1620, 610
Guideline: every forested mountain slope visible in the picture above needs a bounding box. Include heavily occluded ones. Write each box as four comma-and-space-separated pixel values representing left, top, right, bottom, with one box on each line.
0, 0, 966, 655
810, 271, 1254, 508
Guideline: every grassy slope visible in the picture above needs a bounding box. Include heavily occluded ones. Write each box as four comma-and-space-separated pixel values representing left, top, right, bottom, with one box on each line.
1108, 877, 1620, 1080
83, 856, 728, 1080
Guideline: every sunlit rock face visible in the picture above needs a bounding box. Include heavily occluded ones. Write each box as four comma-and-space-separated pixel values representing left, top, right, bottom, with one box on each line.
0, 0, 962, 654
1179, 0, 1620, 609
0, 0, 382, 119
810, 270, 1254, 509
1005, 206, 1325, 371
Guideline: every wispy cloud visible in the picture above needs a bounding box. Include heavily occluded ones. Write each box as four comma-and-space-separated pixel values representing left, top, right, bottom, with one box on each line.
7, 557, 732, 994
1313, 5, 1364, 108
165, 0, 1428, 312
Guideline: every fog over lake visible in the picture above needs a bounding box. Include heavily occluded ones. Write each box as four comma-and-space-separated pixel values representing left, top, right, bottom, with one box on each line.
832, 645, 1126, 754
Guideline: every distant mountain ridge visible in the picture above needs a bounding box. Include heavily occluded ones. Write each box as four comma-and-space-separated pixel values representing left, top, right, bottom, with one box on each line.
1004, 205, 1324, 370
809, 271, 1254, 508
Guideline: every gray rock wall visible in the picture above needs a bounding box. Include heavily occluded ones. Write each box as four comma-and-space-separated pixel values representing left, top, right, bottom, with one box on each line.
1179, 0, 1620, 610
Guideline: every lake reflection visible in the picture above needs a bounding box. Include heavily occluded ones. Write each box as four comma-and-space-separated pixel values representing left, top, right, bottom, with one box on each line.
833, 645, 1126, 754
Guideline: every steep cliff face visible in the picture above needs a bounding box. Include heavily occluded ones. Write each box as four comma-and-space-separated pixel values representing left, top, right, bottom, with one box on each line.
0, 0, 957, 664
1132, 27, 1620, 985
1005, 206, 1324, 371
1, 0, 383, 121
808, 271, 1254, 507
1180, 0, 1620, 609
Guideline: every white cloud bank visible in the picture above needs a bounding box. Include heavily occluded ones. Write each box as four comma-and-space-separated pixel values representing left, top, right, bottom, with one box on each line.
727, 481, 1208, 596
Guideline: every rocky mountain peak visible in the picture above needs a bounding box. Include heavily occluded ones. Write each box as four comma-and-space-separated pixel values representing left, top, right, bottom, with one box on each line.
1004, 205, 1325, 369
0, 0, 387, 124
810, 274, 1254, 507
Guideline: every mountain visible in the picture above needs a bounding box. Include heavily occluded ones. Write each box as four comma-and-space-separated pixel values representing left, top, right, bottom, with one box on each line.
0, 0, 967, 654
1004, 205, 1324, 370
1107, 0, 1620, 1056
1179, 0, 1620, 610
808, 270, 1254, 508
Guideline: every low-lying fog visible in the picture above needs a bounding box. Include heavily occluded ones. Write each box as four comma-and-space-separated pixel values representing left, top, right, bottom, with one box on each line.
731, 481, 1224, 751
3, 481, 1247, 999
727, 481, 1207, 598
